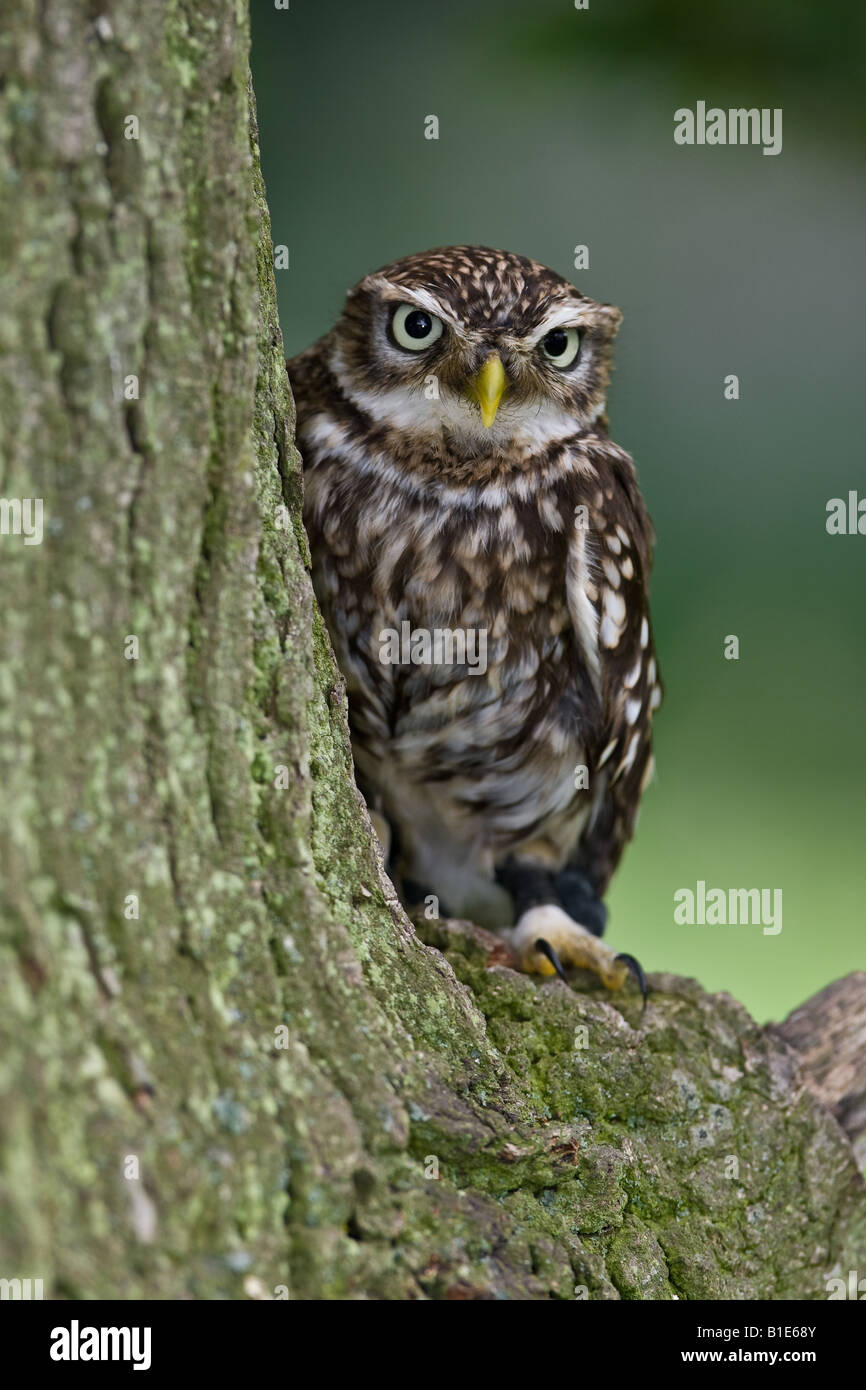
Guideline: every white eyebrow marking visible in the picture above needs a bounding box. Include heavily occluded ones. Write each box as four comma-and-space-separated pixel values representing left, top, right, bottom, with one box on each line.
524, 303, 591, 346
363, 276, 464, 331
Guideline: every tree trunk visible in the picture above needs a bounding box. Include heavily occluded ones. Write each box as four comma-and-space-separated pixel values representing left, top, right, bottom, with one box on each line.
0, 0, 863, 1301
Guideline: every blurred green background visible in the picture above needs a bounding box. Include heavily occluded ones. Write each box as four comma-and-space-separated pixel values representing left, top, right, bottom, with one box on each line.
251, 0, 865, 1023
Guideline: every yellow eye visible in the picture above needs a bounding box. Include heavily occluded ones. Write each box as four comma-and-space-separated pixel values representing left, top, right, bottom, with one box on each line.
540, 326, 581, 369
390, 303, 444, 352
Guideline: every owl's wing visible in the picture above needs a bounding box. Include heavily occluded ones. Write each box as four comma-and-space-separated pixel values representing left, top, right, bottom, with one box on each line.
566, 446, 663, 897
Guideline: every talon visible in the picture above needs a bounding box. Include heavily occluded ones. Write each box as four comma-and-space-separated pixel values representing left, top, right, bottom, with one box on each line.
615, 952, 649, 1008
535, 937, 569, 983
507, 905, 651, 1000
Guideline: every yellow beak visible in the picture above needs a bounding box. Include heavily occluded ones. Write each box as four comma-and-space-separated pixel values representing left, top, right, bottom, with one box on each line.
468, 353, 506, 428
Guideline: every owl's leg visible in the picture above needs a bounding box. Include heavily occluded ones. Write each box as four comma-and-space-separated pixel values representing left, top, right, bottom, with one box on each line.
495, 858, 647, 1002
552, 867, 607, 938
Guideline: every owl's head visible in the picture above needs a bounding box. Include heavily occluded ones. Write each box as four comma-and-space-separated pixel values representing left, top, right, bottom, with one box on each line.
328, 246, 622, 457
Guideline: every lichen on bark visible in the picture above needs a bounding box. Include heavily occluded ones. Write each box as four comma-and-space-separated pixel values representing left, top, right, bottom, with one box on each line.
0, 0, 863, 1301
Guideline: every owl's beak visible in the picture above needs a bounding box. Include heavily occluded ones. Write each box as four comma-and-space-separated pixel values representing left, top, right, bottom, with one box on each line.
468, 353, 506, 428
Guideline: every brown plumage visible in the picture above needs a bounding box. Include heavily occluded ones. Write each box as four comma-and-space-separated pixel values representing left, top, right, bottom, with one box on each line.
288, 246, 662, 990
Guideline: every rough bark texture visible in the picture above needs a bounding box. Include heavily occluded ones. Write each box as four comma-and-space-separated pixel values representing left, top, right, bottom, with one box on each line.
0, 0, 863, 1301
773, 973, 866, 1172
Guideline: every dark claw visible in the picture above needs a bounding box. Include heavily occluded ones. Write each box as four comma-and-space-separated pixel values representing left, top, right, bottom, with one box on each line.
535, 937, 569, 983
615, 952, 649, 1009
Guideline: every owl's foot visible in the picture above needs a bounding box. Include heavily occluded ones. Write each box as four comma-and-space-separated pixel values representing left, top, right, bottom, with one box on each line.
508, 905, 648, 1004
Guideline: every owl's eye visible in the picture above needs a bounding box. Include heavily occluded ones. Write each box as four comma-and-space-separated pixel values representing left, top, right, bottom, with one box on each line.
540, 326, 580, 369
390, 303, 444, 352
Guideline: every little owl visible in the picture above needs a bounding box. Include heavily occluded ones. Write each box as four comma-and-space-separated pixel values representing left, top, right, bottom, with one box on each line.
287, 246, 662, 997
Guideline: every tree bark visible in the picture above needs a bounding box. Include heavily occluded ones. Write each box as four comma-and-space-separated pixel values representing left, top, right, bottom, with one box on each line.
0, 0, 863, 1301
772, 973, 866, 1172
